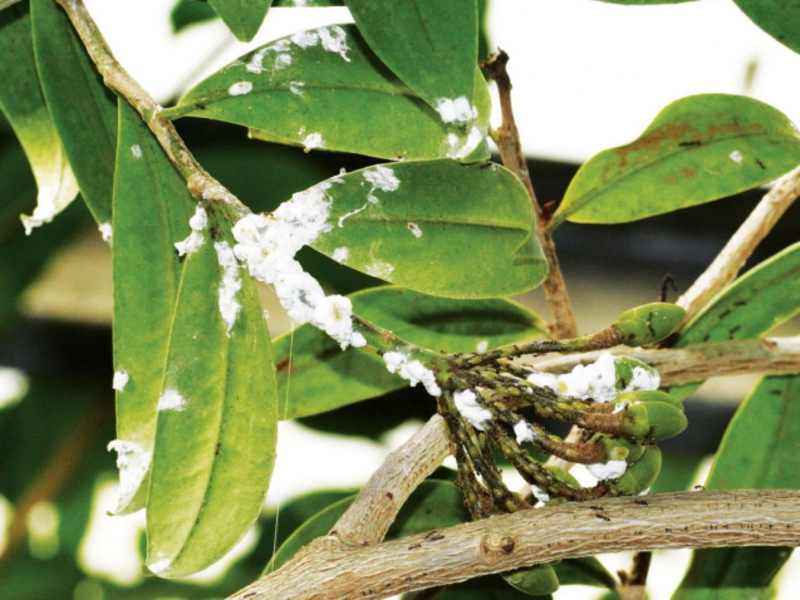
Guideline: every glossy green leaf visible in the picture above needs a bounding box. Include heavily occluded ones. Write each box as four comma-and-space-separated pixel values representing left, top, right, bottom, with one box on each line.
673, 374, 800, 599
554, 557, 617, 589
208, 0, 271, 42
268, 480, 469, 573
273, 286, 547, 420
596, 0, 697, 4
170, 0, 218, 33
146, 212, 278, 578
168, 25, 491, 162
732, 1, 800, 56
110, 102, 197, 514
0, 4, 78, 235
344, 0, 478, 112
671, 241, 800, 399
554, 94, 800, 225
30, 0, 117, 225
310, 160, 545, 297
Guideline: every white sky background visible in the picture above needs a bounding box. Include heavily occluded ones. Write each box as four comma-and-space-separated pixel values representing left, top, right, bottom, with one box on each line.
84, 0, 800, 163
8, 2, 800, 598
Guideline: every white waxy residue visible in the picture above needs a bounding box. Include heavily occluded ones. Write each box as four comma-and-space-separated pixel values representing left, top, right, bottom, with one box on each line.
363, 165, 401, 203
332, 247, 349, 263
246, 39, 292, 74
215, 241, 242, 336
318, 26, 351, 62
729, 150, 743, 163
587, 459, 628, 481
174, 205, 207, 257
232, 182, 364, 349
158, 388, 187, 412
531, 485, 550, 504
98, 222, 113, 245
383, 350, 441, 396
407, 222, 422, 238
435, 96, 478, 124
526, 352, 659, 403
228, 81, 253, 96
289, 81, 305, 96
446, 125, 486, 159
107, 440, 151, 510
476, 340, 489, 353
514, 419, 536, 444
366, 260, 395, 279
112, 369, 129, 392
130, 144, 142, 159
302, 132, 324, 151
453, 389, 491, 430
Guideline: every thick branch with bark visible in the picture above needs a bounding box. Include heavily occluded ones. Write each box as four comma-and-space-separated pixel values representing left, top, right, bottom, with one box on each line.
230, 489, 800, 600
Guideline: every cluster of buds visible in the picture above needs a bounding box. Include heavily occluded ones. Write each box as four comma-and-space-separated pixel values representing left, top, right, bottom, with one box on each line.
435, 303, 688, 520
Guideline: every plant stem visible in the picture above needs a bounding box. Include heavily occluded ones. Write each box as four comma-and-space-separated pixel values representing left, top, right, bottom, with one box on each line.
483, 50, 578, 340
332, 415, 451, 547
55, 0, 247, 217
534, 335, 800, 386
229, 489, 800, 600
675, 164, 800, 328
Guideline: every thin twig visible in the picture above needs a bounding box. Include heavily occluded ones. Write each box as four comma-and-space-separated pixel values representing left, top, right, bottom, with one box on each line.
332, 415, 451, 547
56, 0, 247, 216
533, 335, 800, 386
229, 489, 800, 600
676, 164, 800, 327
483, 50, 578, 340
617, 551, 651, 600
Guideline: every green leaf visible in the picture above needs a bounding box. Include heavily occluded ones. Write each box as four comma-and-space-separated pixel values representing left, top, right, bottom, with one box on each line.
671, 241, 800, 400
170, 0, 218, 33
554, 94, 800, 226
268, 480, 469, 573
0, 4, 78, 235
208, 0, 272, 42
732, 1, 800, 56
596, 0, 698, 4
109, 101, 197, 514
168, 25, 491, 162
672, 374, 800, 599
273, 286, 547, 420
344, 0, 478, 112
554, 557, 617, 589
30, 0, 117, 226
146, 212, 278, 578
309, 160, 546, 298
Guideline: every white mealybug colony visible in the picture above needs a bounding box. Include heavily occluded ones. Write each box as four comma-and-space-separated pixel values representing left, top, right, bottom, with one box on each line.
228, 81, 253, 96
453, 389, 492, 430
130, 144, 142, 159
302, 132, 324, 151
383, 350, 441, 397
729, 150, 744, 163
112, 369, 129, 392
98, 222, 113, 244
232, 180, 367, 349
107, 439, 151, 509
332, 247, 349, 263
214, 241, 243, 336
174, 205, 207, 257
524, 352, 661, 480
526, 352, 659, 403
435, 96, 478, 124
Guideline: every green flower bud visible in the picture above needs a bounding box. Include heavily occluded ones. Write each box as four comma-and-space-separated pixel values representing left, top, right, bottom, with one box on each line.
616, 302, 686, 347
503, 563, 560, 596
613, 356, 660, 392
609, 446, 662, 496
615, 390, 687, 442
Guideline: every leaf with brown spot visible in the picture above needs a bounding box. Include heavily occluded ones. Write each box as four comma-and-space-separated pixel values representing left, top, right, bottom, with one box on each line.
553, 94, 800, 226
